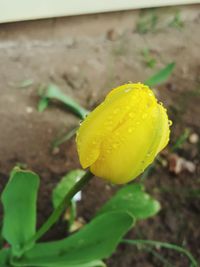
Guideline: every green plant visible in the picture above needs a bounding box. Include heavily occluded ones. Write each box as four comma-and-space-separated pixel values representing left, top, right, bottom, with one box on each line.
0, 78, 197, 266
144, 62, 175, 87
136, 12, 158, 34
168, 11, 184, 29
0, 168, 160, 266
141, 48, 157, 68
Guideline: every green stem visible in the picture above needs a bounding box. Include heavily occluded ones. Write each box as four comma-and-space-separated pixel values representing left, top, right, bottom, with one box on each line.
122, 239, 198, 267
24, 171, 93, 251
52, 127, 78, 149
143, 247, 174, 267
68, 200, 77, 232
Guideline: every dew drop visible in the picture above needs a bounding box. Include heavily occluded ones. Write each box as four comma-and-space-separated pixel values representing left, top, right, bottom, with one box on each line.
142, 113, 147, 119
101, 156, 105, 161
140, 167, 145, 173
125, 105, 131, 111
112, 143, 118, 149
129, 112, 134, 118
168, 120, 173, 126
148, 92, 153, 97
105, 148, 111, 154
113, 108, 119, 114
120, 137, 125, 142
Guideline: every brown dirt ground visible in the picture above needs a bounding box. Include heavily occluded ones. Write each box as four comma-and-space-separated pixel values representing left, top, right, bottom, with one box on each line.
0, 4, 200, 267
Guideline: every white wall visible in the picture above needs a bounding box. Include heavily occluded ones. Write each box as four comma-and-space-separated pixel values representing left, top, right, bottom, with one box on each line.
0, 0, 199, 23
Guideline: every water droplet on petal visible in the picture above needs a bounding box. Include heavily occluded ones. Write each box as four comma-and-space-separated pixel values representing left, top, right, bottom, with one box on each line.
125, 88, 131, 93
142, 113, 147, 119
101, 156, 105, 161
148, 92, 153, 97
112, 143, 118, 149
105, 148, 111, 154
129, 112, 134, 118
168, 120, 173, 126
113, 108, 119, 114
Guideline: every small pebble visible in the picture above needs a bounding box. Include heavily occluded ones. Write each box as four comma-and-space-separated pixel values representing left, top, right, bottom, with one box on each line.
105, 184, 111, 191
107, 29, 119, 41
26, 106, 33, 113
189, 133, 199, 144
52, 147, 60, 155
168, 153, 196, 174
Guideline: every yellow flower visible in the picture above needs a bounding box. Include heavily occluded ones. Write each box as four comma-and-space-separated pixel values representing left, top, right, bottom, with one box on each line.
76, 83, 171, 184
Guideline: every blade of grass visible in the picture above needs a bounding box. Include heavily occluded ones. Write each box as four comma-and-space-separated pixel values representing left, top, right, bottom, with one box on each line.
136, 13, 158, 34
38, 84, 89, 119
171, 128, 190, 152
52, 127, 78, 149
145, 63, 175, 87
169, 11, 184, 29
38, 97, 49, 112
141, 48, 157, 69
19, 79, 34, 89
140, 164, 155, 183
122, 239, 198, 267
144, 247, 174, 267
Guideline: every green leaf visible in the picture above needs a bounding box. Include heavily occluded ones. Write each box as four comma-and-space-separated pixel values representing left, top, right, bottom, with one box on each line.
32, 260, 106, 267
69, 260, 106, 267
19, 79, 34, 89
39, 84, 89, 119
52, 169, 86, 209
11, 259, 106, 267
0, 249, 10, 267
168, 11, 184, 29
37, 97, 49, 112
14, 211, 134, 266
97, 183, 160, 220
52, 170, 86, 232
60, 260, 106, 267
1, 167, 40, 256
141, 48, 157, 69
171, 128, 190, 152
136, 13, 158, 34
145, 62, 175, 87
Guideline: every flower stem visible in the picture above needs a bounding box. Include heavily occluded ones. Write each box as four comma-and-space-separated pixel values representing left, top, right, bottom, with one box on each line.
24, 171, 93, 252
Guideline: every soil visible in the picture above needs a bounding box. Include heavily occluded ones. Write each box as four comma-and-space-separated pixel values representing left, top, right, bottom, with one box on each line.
0, 4, 200, 267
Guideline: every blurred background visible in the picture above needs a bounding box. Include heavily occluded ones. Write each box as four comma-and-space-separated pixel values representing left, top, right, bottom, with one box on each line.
0, 1, 200, 266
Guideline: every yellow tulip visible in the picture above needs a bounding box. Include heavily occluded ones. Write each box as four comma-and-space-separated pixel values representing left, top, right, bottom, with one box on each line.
76, 83, 171, 184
